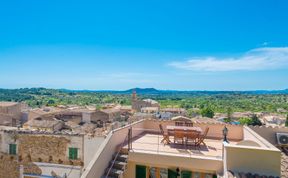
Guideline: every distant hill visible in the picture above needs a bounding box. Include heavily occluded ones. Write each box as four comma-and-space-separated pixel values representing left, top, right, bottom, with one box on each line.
57, 87, 288, 95
124, 88, 160, 94
1, 87, 288, 95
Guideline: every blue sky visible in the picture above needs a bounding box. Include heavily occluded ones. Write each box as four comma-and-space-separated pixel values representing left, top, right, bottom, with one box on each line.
0, 0, 288, 90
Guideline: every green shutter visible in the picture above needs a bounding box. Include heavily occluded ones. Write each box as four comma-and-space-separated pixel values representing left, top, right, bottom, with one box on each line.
69, 148, 78, 160
136, 165, 146, 178
181, 171, 192, 178
168, 169, 178, 178
9, 144, 17, 155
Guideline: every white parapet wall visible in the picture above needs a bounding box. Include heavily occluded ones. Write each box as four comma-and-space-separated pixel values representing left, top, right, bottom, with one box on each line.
25, 162, 82, 178
224, 127, 282, 177
224, 144, 281, 177
81, 120, 146, 178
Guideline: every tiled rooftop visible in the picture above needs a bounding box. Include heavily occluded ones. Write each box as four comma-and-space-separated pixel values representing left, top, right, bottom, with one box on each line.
124, 133, 237, 159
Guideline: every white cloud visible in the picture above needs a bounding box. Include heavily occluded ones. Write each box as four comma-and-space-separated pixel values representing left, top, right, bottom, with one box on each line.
168, 47, 288, 72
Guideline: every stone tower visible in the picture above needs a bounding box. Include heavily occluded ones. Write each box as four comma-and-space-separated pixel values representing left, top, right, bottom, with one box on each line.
132, 90, 137, 101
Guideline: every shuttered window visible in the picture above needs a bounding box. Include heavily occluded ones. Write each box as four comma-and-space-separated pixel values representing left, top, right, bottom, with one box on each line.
136, 165, 146, 178
9, 144, 17, 155
168, 169, 178, 178
69, 147, 78, 160
181, 171, 192, 178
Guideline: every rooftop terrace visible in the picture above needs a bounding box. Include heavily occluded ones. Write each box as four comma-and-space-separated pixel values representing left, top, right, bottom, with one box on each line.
82, 119, 282, 178
123, 132, 238, 159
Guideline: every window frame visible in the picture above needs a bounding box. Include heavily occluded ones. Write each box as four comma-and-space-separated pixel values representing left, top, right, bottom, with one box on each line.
9, 144, 17, 155
68, 147, 78, 160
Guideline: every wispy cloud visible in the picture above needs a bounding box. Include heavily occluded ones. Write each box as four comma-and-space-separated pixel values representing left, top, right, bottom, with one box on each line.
168, 47, 288, 72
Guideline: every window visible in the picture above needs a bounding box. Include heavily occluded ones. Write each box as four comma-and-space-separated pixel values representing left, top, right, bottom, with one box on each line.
193, 172, 200, 178
149, 167, 157, 178
160, 168, 168, 178
136, 165, 146, 178
181, 171, 192, 178
204, 174, 213, 178
168, 169, 177, 178
9, 144, 17, 155
69, 147, 78, 160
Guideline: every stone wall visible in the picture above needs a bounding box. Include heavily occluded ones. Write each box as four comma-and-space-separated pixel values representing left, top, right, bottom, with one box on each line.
92, 111, 110, 123
0, 153, 43, 178
1, 131, 84, 165
17, 134, 83, 166
18, 135, 70, 163
0, 154, 19, 178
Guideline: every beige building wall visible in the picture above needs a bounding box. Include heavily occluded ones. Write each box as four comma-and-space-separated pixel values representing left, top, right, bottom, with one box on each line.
0, 102, 21, 115
0, 102, 22, 126
224, 145, 281, 177
125, 152, 223, 178
91, 111, 110, 122
82, 112, 92, 123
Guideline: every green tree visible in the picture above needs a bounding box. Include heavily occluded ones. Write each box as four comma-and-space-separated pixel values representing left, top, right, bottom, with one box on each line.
285, 114, 288, 127
223, 118, 232, 123
224, 107, 233, 123
227, 107, 233, 120
201, 107, 214, 118
187, 108, 200, 118
239, 117, 252, 125
47, 99, 56, 106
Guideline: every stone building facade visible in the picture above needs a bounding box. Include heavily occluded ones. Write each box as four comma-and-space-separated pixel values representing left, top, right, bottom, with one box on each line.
131, 91, 160, 112
90, 108, 121, 124
0, 102, 22, 127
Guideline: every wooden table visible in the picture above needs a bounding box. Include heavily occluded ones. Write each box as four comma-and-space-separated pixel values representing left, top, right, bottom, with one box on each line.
166, 125, 202, 133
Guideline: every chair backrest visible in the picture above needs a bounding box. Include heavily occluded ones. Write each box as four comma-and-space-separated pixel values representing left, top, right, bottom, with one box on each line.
159, 124, 165, 135
185, 122, 193, 127
203, 127, 209, 137
174, 129, 185, 138
186, 130, 199, 139
196, 127, 209, 146
175, 121, 184, 126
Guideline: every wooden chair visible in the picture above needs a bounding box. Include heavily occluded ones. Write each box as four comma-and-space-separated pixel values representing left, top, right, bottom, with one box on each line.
159, 124, 171, 145
175, 121, 184, 126
174, 129, 185, 144
196, 127, 209, 147
185, 130, 200, 146
185, 122, 193, 127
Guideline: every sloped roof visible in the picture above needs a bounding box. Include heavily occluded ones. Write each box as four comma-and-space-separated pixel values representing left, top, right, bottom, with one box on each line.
101, 108, 121, 114
171, 116, 192, 122
141, 107, 159, 111
24, 118, 63, 128
161, 108, 186, 112
0, 102, 19, 107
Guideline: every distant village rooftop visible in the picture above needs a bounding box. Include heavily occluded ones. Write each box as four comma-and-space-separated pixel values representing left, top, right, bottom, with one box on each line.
0, 102, 19, 107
